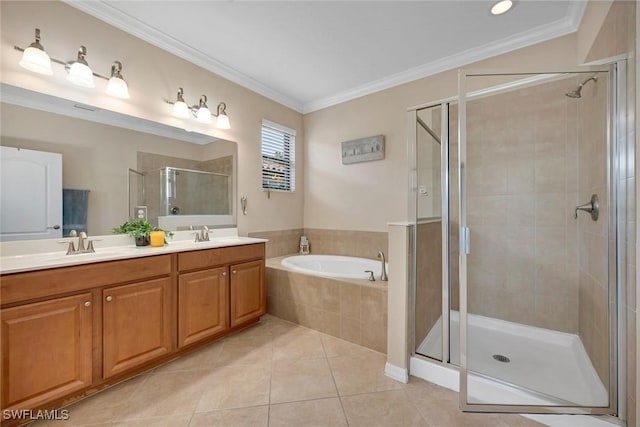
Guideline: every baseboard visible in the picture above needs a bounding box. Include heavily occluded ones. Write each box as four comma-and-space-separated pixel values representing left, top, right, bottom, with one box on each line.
384, 362, 409, 383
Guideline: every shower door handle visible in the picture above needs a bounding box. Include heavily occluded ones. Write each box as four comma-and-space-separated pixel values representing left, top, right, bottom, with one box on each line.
574, 194, 599, 221
460, 227, 470, 254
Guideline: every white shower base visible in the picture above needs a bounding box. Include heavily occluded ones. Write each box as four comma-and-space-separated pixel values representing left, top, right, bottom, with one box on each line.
415, 311, 608, 407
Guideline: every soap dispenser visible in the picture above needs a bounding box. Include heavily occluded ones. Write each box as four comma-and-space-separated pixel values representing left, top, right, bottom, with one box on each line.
300, 236, 310, 255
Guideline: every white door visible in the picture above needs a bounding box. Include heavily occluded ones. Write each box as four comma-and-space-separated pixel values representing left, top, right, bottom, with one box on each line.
0, 146, 62, 241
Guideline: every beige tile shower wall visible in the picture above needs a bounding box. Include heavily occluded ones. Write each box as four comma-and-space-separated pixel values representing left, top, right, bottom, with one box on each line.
460, 78, 580, 334
302, 229, 388, 260
415, 221, 442, 349
248, 229, 304, 258
266, 260, 388, 353
576, 75, 610, 386
137, 152, 233, 225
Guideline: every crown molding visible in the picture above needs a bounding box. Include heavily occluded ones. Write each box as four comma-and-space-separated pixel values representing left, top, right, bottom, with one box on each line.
64, 0, 588, 115
302, 5, 587, 113
63, 0, 304, 113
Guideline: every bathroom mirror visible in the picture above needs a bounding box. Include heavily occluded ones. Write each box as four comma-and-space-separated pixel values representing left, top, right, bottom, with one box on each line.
0, 96, 237, 240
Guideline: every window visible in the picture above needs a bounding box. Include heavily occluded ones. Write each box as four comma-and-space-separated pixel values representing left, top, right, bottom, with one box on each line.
261, 119, 296, 192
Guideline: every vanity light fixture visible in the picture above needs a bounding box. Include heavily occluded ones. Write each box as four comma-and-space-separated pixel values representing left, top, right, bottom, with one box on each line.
66, 46, 95, 88
195, 95, 212, 124
490, 0, 513, 15
18, 28, 53, 75
14, 28, 131, 99
215, 103, 231, 130
106, 61, 130, 99
172, 88, 190, 118
166, 88, 231, 129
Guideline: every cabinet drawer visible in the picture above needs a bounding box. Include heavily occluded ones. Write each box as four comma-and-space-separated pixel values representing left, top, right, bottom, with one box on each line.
1, 255, 172, 306
178, 243, 264, 272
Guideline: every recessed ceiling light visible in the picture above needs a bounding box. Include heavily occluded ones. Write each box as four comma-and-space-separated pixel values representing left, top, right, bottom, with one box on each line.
491, 0, 513, 15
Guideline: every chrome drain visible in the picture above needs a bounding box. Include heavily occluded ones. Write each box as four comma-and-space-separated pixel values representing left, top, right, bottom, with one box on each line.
492, 354, 510, 363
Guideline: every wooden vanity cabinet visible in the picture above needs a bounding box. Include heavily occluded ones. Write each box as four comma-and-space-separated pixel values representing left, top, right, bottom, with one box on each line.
1, 293, 93, 412
178, 267, 229, 348
102, 277, 172, 379
0, 243, 265, 421
230, 260, 265, 327
177, 243, 265, 345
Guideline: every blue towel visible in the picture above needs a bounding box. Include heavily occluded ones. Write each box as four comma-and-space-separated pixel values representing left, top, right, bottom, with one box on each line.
63, 189, 89, 237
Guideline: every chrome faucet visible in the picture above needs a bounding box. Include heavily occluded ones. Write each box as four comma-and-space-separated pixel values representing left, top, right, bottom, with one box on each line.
194, 225, 210, 242
377, 250, 388, 281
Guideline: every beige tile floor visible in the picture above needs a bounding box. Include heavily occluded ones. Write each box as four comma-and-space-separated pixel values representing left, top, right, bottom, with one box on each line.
34, 315, 544, 427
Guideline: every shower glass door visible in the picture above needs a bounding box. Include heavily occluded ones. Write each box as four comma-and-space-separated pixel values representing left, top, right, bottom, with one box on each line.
414, 103, 449, 363
458, 68, 617, 414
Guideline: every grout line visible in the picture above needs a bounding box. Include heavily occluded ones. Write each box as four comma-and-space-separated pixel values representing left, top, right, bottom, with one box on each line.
186, 411, 195, 427
321, 336, 350, 426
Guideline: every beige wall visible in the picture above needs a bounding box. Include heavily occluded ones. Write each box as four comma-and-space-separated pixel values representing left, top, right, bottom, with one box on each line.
303, 34, 579, 232
577, 0, 614, 63
0, 0, 304, 235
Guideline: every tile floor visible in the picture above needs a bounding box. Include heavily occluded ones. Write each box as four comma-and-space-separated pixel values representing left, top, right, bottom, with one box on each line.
34, 315, 544, 427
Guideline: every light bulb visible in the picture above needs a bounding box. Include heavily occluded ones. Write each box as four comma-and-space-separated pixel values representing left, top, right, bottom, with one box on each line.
173, 101, 189, 118
66, 46, 94, 88
106, 61, 130, 99
195, 95, 211, 123
20, 46, 53, 75
67, 62, 94, 87
490, 0, 513, 15
106, 76, 130, 99
19, 29, 53, 75
196, 106, 211, 123
216, 113, 230, 129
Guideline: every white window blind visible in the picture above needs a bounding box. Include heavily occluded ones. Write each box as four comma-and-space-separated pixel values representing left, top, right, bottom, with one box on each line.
261, 119, 295, 192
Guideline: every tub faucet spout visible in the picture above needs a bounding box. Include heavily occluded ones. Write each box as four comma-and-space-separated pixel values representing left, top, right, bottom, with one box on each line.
377, 251, 388, 281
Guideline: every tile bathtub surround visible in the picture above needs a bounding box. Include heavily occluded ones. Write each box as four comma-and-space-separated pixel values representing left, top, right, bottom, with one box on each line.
248, 229, 304, 258
32, 315, 544, 427
302, 228, 389, 260
248, 228, 389, 260
265, 257, 388, 353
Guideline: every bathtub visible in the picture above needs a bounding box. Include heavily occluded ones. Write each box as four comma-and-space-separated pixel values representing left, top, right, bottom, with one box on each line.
281, 254, 388, 280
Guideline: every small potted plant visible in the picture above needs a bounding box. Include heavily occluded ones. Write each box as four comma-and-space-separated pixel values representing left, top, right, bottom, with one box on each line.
112, 219, 173, 246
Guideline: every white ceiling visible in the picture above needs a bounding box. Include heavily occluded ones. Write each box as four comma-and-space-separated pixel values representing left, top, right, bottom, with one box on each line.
67, 1, 586, 113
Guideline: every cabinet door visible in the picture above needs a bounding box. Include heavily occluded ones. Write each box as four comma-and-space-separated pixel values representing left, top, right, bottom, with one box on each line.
1, 293, 93, 411
230, 260, 265, 327
103, 278, 171, 379
178, 267, 229, 348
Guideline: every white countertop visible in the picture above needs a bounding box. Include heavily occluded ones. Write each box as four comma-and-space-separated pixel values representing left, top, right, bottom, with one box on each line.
0, 229, 267, 274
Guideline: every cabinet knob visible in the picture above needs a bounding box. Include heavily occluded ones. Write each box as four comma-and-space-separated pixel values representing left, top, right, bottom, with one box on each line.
222, 271, 227, 276
106, 296, 113, 302
232, 270, 237, 275
84, 301, 91, 307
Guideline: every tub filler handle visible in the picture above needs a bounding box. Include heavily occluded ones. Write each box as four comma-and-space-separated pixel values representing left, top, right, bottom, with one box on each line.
365, 270, 375, 281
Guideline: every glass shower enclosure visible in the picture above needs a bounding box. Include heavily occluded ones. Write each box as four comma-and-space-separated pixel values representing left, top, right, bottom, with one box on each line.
411, 64, 626, 417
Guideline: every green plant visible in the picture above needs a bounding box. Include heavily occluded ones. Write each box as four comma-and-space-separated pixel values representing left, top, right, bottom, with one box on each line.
112, 219, 174, 240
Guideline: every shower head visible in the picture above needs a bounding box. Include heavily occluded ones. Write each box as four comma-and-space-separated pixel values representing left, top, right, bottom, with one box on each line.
565, 74, 598, 98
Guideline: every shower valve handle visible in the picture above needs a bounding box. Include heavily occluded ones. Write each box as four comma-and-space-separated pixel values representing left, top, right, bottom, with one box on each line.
574, 194, 599, 221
